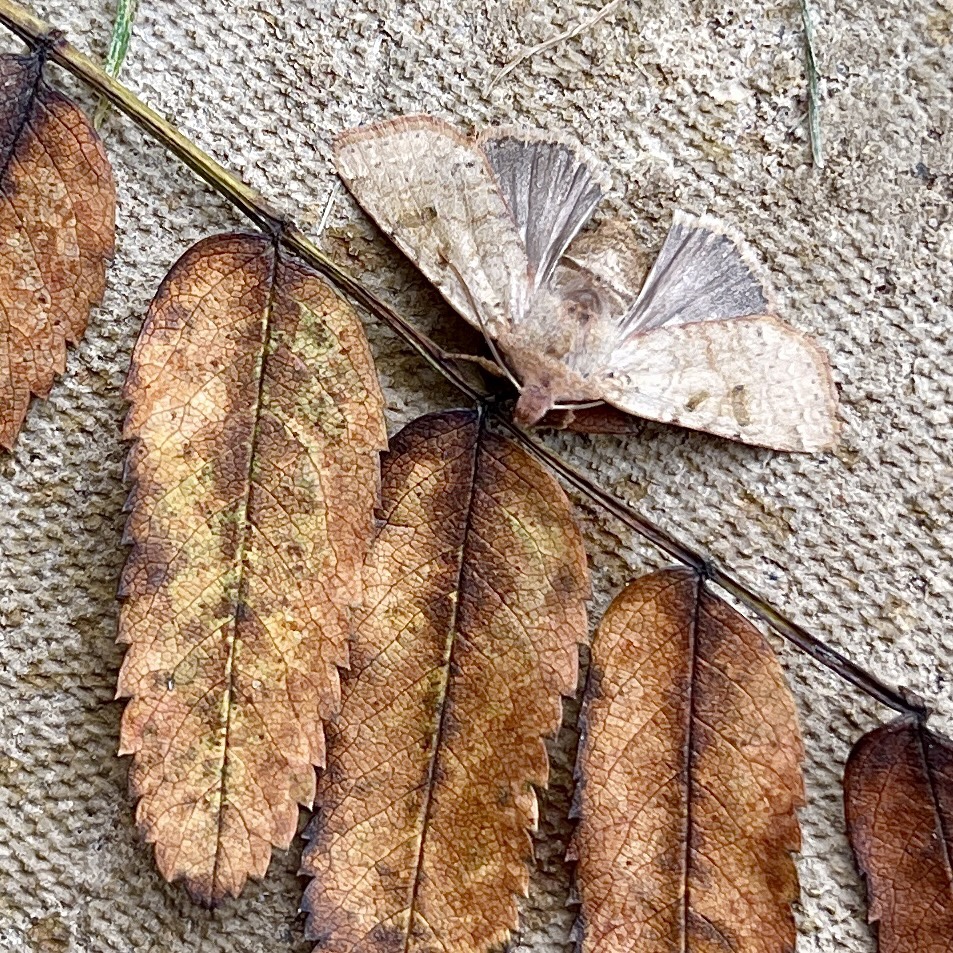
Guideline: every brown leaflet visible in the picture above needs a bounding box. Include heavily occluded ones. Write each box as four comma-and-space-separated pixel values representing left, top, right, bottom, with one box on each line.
117, 232, 386, 905
844, 717, 953, 952
571, 567, 804, 953
300, 409, 590, 953
0, 45, 116, 449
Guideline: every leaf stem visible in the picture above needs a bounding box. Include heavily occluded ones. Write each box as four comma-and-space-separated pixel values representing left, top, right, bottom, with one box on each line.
0, 0, 924, 721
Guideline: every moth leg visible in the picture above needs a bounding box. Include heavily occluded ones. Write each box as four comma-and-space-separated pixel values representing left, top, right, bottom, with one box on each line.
442, 352, 512, 378
445, 259, 524, 393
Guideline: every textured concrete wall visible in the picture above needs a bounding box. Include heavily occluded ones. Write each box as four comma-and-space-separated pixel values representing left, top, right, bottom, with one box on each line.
0, 0, 950, 950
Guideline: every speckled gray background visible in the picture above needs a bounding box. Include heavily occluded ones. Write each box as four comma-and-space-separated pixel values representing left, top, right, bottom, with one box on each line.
0, 0, 950, 950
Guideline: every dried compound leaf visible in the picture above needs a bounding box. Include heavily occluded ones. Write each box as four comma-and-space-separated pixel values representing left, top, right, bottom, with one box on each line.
0, 46, 116, 449
117, 232, 386, 905
571, 567, 804, 952
844, 717, 953, 952
301, 409, 590, 953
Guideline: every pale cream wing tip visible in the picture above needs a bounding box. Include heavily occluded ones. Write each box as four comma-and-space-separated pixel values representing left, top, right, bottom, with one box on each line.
734, 323, 840, 454
780, 314, 840, 453
334, 114, 462, 180
800, 331, 841, 453
334, 113, 460, 150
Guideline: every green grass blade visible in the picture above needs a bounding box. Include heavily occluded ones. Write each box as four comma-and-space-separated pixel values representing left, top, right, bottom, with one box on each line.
94, 0, 139, 128
801, 0, 824, 168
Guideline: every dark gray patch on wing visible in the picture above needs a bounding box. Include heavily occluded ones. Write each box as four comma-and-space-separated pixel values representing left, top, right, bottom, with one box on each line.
619, 212, 772, 339
481, 132, 605, 291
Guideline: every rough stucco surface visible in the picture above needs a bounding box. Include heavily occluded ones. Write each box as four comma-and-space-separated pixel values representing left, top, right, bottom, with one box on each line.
0, 0, 950, 950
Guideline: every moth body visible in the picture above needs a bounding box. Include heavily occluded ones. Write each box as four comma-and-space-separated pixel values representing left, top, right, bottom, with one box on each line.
508, 280, 613, 425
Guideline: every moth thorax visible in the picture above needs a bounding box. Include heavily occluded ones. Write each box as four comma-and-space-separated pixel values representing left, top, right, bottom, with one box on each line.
532, 285, 603, 359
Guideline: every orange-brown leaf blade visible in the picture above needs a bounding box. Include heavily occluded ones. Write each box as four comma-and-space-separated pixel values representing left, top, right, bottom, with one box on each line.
572, 567, 804, 952
844, 717, 953, 952
301, 409, 590, 953
0, 47, 116, 449
117, 232, 386, 905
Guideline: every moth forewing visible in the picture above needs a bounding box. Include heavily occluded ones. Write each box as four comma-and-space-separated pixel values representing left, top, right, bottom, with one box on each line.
333, 114, 530, 338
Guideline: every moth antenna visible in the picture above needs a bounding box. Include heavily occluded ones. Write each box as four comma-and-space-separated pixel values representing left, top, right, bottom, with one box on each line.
551, 400, 604, 412
446, 260, 523, 393
442, 353, 511, 379
479, 322, 522, 393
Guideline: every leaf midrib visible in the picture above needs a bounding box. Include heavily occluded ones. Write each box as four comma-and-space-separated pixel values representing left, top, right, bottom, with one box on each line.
680, 572, 703, 953
403, 413, 484, 953
916, 723, 953, 902
0, 50, 42, 188
209, 239, 279, 899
